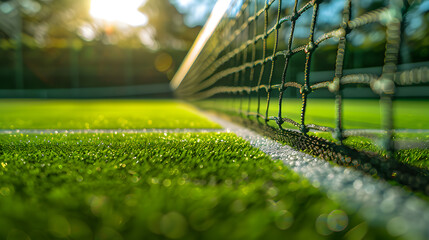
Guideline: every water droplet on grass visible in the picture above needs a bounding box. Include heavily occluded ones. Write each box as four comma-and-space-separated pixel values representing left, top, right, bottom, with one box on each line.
327, 210, 348, 232
0, 187, 12, 197
76, 176, 83, 182
267, 187, 278, 197
163, 179, 172, 187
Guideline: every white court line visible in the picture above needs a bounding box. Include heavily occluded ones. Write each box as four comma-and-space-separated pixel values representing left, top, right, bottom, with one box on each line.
0, 129, 226, 134
206, 113, 429, 240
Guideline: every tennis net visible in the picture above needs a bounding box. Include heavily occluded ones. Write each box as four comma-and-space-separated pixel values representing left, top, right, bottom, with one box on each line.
172, 0, 429, 193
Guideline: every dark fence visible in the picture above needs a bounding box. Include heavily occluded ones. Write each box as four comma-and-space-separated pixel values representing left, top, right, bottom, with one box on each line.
1, 45, 186, 96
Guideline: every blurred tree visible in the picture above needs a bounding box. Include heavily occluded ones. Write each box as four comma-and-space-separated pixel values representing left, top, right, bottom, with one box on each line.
0, 0, 91, 48
0, 0, 202, 50
139, 0, 201, 50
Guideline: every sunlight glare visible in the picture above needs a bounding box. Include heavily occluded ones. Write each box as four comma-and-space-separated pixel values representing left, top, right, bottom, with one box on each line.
90, 0, 148, 26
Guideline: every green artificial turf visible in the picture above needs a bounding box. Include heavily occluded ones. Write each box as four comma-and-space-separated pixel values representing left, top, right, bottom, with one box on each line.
0, 99, 221, 129
0, 133, 392, 240
197, 98, 429, 130
309, 132, 429, 169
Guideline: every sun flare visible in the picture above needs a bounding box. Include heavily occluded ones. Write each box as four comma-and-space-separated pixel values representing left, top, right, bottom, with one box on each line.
90, 0, 147, 26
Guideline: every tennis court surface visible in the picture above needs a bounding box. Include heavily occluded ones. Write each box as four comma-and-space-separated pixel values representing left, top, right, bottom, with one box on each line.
0, 99, 428, 240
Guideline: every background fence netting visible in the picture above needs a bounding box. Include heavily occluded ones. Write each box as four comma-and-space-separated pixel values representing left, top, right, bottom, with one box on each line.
172, 0, 429, 193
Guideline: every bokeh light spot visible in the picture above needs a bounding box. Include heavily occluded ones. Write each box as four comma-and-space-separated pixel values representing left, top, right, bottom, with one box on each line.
155, 53, 173, 72
274, 210, 294, 230
327, 210, 348, 232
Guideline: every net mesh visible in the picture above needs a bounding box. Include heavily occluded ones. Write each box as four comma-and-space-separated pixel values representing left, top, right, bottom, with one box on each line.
174, 0, 429, 193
